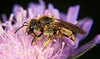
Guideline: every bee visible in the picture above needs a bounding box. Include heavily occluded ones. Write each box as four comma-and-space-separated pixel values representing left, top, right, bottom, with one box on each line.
14, 15, 86, 51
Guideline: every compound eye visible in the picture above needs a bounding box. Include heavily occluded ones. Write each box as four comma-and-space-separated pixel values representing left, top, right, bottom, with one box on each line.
31, 26, 34, 29
30, 26, 34, 31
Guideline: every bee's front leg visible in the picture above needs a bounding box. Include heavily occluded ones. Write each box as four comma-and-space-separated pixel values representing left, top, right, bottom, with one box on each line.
31, 33, 37, 45
31, 30, 44, 45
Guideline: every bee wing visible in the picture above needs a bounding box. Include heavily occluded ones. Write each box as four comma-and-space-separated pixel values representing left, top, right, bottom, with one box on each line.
50, 18, 86, 34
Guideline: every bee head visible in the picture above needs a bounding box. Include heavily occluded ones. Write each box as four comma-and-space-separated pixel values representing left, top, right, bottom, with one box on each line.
26, 18, 39, 35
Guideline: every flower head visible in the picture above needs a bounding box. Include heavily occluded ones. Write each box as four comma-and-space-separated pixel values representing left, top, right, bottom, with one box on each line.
0, 0, 100, 59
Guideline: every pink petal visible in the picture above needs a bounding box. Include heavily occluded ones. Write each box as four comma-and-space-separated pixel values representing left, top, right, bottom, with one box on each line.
76, 17, 93, 41
1, 13, 7, 22
48, 3, 54, 13
60, 12, 66, 20
28, 0, 45, 17
70, 34, 100, 57
52, 9, 60, 18
12, 4, 26, 25
47, 3, 60, 19
12, 4, 23, 17
66, 5, 80, 24
64, 37, 75, 47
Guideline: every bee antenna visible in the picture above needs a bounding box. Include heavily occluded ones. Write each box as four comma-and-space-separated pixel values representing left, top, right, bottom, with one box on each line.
14, 22, 28, 34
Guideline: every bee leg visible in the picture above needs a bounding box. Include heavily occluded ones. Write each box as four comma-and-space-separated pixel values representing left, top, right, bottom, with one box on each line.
42, 35, 51, 51
31, 36, 37, 45
71, 34, 75, 42
37, 29, 43, 37
65, 33, 75, 43
31, 32, 37, 45
60, 27, 75, 42
63, 33, 75, 43
36, 29, 44, 40
31, 30, 44, 45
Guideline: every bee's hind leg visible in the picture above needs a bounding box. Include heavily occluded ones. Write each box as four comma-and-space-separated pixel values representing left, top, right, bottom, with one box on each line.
60, 27, 75, 42
71, 34, 75, 43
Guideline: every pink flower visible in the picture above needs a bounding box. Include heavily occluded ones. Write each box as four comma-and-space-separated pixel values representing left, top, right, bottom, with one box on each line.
0, 0, 100, 59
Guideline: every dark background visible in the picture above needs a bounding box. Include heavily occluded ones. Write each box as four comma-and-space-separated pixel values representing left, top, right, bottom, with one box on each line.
0, 0, 100, 59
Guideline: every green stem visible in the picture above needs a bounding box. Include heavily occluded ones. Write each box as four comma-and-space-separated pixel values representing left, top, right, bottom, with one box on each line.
68, 44, 96, 59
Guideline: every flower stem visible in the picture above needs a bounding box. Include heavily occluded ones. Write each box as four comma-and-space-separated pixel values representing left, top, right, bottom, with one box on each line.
68, 44, 96, 59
